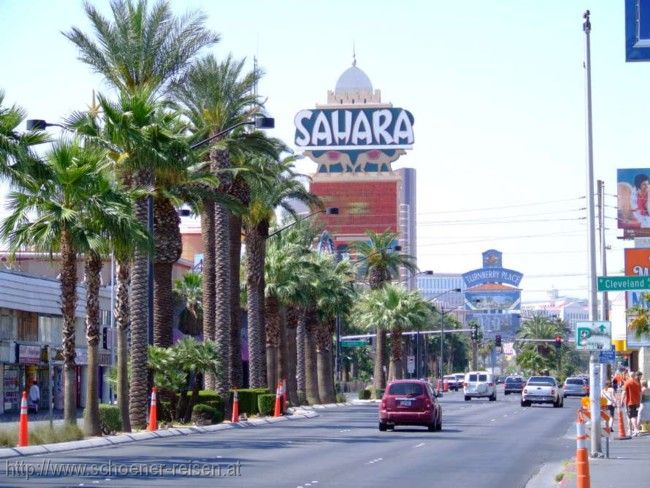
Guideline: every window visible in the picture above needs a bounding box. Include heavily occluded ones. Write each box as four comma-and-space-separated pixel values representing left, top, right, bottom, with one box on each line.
388, 383, 423, 396
528, 377, 555, 386
478, 374, 488, 382
468, 374, 478, 382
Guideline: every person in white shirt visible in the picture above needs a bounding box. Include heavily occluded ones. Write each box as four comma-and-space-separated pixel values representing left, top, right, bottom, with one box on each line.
601, 381, 615, 432
28, 380, 40, 413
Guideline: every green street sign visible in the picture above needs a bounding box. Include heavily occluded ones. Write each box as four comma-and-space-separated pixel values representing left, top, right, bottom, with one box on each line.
341, 340, 368, 348
575, 321, 612, 351
597, 275, 650, 291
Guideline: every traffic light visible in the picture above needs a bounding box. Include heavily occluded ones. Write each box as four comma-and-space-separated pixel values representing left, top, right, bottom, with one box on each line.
554, 335, 562, 348
495, 334, 502, 347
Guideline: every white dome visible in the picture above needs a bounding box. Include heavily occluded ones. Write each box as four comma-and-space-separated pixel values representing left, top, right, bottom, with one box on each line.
335, 65, 373, 93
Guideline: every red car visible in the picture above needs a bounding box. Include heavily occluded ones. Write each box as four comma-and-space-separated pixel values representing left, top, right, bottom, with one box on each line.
379, 380, 442, 432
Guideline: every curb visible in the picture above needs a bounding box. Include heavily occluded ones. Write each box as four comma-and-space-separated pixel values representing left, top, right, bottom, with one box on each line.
0, 405, 334, 459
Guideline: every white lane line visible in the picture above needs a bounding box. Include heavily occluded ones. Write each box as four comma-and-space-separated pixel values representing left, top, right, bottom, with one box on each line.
490, 419, 496, 422
414, 442, 425, 448
367, 457, 384, 464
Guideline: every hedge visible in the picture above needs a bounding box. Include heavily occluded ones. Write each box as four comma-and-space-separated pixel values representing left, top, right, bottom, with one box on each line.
99, 404, 122, 433
191, 404, 220, 425
257, 394, 277, 416
234, 388, 271, 415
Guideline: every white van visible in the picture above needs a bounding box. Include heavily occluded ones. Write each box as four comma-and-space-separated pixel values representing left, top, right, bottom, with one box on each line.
463, 371, 497, 401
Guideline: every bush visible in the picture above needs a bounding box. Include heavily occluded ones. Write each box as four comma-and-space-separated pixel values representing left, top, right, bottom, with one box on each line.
358, 389, 371, 400
99, 404, 122, 434
0, 427, 17, 447
336, 393, 347, 403
257, 394, 277, 416
297, 391, 307, 405
235, 388, 271, 415
191, 404, 219, 425
197, 390, 224, 411
373, 388, 384, 399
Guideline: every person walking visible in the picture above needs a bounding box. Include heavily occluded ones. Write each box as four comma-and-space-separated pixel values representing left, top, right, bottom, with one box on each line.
622, 371, 643, 437
28, 379, 40, 413
601, 380, 616, 432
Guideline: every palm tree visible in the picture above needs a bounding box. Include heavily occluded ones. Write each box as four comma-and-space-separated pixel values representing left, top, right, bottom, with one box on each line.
353, 231, 418, 394
172, 53, 268, 396
352, 285, 432, 382
0, 139, 143, 425
174, 272, 203, 336
65, 0, 218, 430
244, 155, 321, 389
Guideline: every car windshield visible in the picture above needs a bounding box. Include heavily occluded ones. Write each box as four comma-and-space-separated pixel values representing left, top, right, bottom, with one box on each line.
566, 378, 584, 385
528, 377, 555, 386
388, 383, 423, 396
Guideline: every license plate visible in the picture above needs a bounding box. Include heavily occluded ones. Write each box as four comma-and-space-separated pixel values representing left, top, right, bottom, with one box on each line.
399, 400, 412, 407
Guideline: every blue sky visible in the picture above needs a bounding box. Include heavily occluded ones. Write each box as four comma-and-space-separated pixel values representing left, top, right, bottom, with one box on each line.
1, 0, 649, 303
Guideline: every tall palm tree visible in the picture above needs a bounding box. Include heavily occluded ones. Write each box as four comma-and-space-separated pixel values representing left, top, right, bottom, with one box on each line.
172, 54, 267, 396
353, 231, 418, 394
244, 156, 321, 389
65, 0, 218, 429
0, 139, 144, 425
174, 271, 203, 336
352, 285, 432, 382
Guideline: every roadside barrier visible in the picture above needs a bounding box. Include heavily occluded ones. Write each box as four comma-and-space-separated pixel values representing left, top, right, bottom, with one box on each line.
273, 382, 282, 417
616, 403, 630, 440
148, 387, 158, 431
576, 410, 590, 488
17, 391, 28, 447
231, 390, 239, 423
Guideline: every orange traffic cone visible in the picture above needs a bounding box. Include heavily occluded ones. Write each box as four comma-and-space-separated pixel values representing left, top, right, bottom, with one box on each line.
17, 391, 29, 447
231, 390, 239, 423
273, 382, 282, 417
148, 387, 158, 431
576, 411, 590, 488
616, 404, 630, 440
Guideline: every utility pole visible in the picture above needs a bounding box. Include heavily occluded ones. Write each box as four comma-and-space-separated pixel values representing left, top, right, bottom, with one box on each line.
598, 179, 610, 388
583, 10, 602, 457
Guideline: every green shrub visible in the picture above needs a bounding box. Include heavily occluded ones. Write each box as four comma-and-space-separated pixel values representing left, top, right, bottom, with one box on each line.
297, 391, 307, 405
373, 388, 384, 399
235, 388, 271, 415
197, 390, 224, 411
358, 389, 371, 400
336, 393, 347, 403
0, 427, 17, 447
257, 394, 277, 416
191, 404, 219, 425
30, 424, 84, 444
99, 404, 122, 434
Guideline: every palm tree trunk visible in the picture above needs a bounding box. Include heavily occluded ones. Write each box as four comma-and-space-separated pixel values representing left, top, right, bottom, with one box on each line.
153, 263, 173, 347
304, 312, 320, 405
60, 229, 78, 425
200, 200, 216, 390
129, 177, 151, 430
265, 295, 281, 392
245, 222, 267, 388
115, 260, 131, 432
316, 320, 336, 404
229, 213, 243, 388
285, 306, 299, 406
83, 251, 102, 436
296, 310, 307, 404
389, 327, 403, 381
278, 306, 289, 394
372, 329, 386, 397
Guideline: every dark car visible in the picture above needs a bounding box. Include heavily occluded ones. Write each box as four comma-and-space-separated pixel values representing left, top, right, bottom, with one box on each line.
379, 380, 442, 432
563, 377, 589, 397
504, 376, 525, 395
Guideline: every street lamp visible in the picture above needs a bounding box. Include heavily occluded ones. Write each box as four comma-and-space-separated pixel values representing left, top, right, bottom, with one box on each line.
267, 207, 339, 239
190, 116, 274, 150
26, 119, 66, 130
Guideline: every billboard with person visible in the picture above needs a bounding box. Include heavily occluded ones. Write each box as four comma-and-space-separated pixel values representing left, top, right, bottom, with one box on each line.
617, 168, 650, 236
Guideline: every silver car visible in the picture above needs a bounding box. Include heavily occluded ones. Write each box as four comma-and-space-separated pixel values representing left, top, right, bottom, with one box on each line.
563, 377, 589, 398
521, 376, 564, 407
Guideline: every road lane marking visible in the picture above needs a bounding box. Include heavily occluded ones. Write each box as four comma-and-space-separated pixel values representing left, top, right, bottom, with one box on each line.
367, 457, 384, 464
414, 442, 425, 448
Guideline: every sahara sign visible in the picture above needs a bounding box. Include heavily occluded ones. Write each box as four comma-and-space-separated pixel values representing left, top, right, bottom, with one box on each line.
294, 108, 414, 150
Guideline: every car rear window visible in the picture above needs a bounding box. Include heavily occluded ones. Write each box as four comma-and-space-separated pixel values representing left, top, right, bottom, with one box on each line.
528, 377, 555, 386
388, 383, 423, 396
478, 374, 488, 382
566, 379, 584, 385
506, 378, 522, 383
468, 374, 477, 381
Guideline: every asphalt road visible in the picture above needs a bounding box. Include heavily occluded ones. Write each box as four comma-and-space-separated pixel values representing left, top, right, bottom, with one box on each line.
0, 387, 580, 488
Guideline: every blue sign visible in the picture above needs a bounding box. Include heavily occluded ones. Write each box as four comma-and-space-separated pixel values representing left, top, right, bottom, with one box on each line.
626, 0, 650, 61
294, 108, 414, 150
462, 268, 523, 288
599, 350, 616, 364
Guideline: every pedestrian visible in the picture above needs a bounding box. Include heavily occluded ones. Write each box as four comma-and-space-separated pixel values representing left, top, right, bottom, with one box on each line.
601, 381, 616, 432
637, 376, 648, 425
622, 371, 643, 437
28, 379, 40, 413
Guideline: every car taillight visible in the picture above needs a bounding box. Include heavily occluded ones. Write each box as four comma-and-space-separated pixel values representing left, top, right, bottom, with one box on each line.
488, 383, 494, 387
425, 400, 432, 410
551, 389, 555, 395
523, 388, 528, 394
381, 400, 387, 409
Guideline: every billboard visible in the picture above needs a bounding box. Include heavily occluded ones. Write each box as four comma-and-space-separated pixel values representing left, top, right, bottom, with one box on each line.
626, 0, 650, 62
624, 248, 650, 347
617, 168, 650, 236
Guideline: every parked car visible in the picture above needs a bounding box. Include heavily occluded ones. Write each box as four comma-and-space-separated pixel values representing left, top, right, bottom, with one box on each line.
504, 376, 525, 395
521, 376, 564, 407
379, 380, 442, 432
563, 377, 589, 398
443, 374, 461, 391
463, 371, 497, 401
